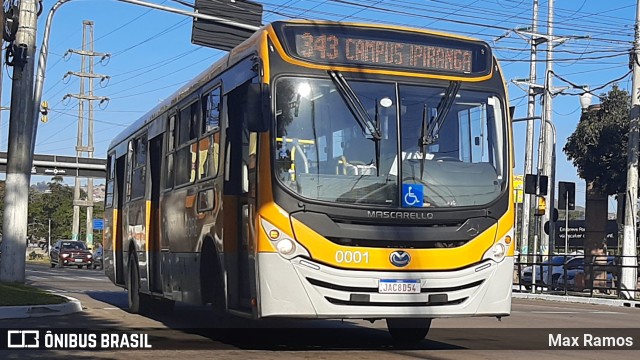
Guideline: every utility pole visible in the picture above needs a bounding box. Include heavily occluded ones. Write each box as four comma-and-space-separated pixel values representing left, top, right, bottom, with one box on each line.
509, 1, 583, 268
622, 0, 640, 300
63, 20, 109, 249
539, 0, 556, 262
521, 0, 540, 262
0, 0, 39, 283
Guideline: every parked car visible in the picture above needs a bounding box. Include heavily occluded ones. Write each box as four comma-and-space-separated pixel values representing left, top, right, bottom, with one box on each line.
557, 256, 617, 291
50, 240, 93, 269
520, 255, 584, 288
92, 246, 103, 270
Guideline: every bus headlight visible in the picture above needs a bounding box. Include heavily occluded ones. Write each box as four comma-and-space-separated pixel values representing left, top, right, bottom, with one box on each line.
491, 243, 506, 261
260, 218, 309, 259
482, 235, 511, 263
276, 239, 296, 255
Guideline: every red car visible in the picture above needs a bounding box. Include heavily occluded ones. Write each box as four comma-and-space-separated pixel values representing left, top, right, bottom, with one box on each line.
50, 240, 93, 269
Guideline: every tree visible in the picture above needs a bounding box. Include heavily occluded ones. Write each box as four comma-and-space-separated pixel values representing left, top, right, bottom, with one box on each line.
564, 85, 630, 287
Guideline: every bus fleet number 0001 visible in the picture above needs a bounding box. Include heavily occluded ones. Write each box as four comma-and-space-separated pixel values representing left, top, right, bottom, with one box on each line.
335, 250, 369, 264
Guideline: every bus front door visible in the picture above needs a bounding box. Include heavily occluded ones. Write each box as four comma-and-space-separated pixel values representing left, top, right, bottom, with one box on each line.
223, 81, 258, 313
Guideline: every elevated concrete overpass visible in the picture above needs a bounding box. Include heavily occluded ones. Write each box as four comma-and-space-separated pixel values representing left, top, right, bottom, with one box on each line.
0, 152, 106, 178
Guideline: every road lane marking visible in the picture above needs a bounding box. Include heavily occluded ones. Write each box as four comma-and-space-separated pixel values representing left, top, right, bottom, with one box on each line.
27, 270, 59, 276
77, 276, 109, 281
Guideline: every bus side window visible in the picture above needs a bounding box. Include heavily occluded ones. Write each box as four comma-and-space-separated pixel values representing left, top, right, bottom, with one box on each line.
199, 87, 221, 180
224, 81, 253, 195
105, 153, 115, 208
126, 140, 133, 200
165, 114, 176, 190
130, 134, 147, 200
176, 101, 200, 186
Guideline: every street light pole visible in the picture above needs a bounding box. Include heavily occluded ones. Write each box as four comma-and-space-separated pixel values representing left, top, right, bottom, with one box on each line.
513, 115, 556, 293
48, 218, 51, 256
521, 0, 540, 263
539, 0, 556, 264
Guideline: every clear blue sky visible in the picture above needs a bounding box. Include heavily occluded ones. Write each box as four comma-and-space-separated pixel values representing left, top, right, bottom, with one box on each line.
0, 0, 635, 210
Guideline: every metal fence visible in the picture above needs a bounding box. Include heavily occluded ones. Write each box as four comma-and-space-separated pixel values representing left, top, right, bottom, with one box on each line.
513, 253, 640, 299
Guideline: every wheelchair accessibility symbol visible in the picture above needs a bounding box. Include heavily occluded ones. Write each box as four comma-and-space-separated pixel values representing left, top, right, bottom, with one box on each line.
402, 184, 424, 208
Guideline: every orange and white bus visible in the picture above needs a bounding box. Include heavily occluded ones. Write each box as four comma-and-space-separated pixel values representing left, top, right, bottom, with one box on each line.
104, 20, 514, 342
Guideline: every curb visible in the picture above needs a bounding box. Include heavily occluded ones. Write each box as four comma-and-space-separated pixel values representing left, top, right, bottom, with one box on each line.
0, 294, 82, 320
513, 292, 640, 309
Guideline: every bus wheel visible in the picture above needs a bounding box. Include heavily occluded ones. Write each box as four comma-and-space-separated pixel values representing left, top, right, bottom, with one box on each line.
386, 318, 432, 343
201, 241, 226, 317
127, 253, 151, 314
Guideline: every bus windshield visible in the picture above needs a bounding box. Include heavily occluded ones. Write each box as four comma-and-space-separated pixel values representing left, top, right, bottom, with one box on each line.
274, 76, 506, 208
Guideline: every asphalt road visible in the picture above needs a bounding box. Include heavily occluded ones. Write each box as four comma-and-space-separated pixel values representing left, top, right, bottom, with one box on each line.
1, 262, 639, 359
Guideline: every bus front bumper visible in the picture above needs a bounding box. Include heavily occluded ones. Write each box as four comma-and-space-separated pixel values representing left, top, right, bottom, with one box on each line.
257, 253, 512, 319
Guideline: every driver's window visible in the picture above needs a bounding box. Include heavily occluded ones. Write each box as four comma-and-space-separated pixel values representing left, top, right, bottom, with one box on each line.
458, 103, 487, 164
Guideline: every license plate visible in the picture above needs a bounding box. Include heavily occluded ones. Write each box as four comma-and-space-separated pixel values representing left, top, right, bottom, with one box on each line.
378, 279, 421, 294
74, 259, 83, 262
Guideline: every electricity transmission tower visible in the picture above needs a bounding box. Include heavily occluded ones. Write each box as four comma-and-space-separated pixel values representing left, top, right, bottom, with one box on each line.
63, 20, 110, 248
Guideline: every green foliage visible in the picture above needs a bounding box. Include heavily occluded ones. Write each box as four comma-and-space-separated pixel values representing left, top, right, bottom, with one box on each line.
0, 282, 67, 306
563, 85, 630, 195
0, 176, 104, 245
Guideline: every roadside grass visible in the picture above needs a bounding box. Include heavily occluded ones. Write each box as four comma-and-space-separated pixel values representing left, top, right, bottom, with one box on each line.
26, 257, 51, 265
0, 282, 67, 306
25, 249, 51, 265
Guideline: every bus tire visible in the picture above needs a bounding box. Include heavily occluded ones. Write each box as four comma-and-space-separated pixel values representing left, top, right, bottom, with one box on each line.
386, 318, 432, 343
127, 253, 151, 315
200, 239, 226, 317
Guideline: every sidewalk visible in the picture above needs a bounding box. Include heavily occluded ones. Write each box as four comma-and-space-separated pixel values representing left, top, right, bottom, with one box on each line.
0, 294, 82, 320
513, 291, 640, 308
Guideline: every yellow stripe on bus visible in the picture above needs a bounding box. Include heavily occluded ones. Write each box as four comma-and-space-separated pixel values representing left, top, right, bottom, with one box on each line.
290, 216, 497, 271
145, 200, 151, 253
112, 208, 118, 252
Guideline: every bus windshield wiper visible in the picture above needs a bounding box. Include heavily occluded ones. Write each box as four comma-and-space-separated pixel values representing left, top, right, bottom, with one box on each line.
328, 70, 382, 140
421, 81, 461, 146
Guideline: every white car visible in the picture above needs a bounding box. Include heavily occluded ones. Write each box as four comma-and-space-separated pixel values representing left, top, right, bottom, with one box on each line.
520, 255, 584, 287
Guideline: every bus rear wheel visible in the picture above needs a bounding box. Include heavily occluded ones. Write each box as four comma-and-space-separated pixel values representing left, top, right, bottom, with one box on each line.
201, 240, 226, 317
126, 253, 151, 314
386, 318, 432, 343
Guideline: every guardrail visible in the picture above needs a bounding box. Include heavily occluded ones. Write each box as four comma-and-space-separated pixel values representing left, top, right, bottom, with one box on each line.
513, 253, 640, 300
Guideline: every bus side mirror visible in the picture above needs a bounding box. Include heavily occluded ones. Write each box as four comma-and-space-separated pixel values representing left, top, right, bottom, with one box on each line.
246, 82, 270, 132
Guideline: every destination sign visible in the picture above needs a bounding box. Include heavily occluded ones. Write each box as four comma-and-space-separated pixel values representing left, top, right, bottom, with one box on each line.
278, 24, 491, 76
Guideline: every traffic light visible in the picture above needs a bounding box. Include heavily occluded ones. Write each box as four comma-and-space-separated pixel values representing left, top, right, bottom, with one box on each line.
544, 221, 549, 235
524, 174, 548, 195
558, 181, 575, 210
535, 196, 546, 216
40, 101, 49, 123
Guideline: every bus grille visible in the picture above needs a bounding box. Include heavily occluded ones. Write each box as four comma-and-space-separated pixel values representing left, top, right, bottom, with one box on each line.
306, 277, 484, 293
325, 296, 468, 307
